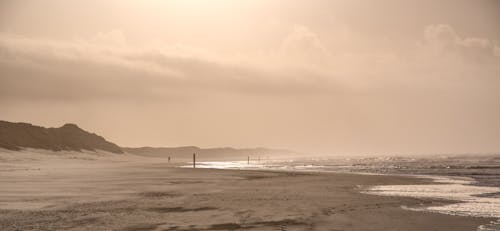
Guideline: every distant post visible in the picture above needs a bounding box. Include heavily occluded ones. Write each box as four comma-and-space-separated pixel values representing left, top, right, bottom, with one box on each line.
193, 153, 196, 168
248, 156, 250, 165
168, 156, 171, 163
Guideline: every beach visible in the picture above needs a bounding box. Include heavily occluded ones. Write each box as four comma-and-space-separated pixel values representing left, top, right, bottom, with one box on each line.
0, 152, 494, 231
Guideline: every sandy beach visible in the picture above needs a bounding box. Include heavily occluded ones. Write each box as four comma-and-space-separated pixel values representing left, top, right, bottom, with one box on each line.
0, 152, 494, 231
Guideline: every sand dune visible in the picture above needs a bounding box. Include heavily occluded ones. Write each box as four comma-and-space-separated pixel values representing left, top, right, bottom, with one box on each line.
0, 121, 122, 153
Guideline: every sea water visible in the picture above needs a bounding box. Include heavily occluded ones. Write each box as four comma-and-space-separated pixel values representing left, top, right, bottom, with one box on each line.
366, 176, 500, 230
182, 155, 500, 230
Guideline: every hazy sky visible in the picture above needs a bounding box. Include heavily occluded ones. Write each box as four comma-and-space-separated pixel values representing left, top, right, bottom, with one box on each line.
1, 0, 499, 155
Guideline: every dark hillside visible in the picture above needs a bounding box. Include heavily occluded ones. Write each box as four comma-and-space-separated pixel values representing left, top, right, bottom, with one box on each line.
0, 121, 123, 153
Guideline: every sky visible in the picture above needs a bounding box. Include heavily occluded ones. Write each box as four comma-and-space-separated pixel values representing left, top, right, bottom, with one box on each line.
1, 0, 499, 155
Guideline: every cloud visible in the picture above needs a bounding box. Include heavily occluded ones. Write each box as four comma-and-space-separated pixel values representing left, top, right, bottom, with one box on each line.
422, 24, 499, 60
280, 24, 329, 65
0, 31, 334, 103
90, 29, 128, 47
1, 24, 499, 105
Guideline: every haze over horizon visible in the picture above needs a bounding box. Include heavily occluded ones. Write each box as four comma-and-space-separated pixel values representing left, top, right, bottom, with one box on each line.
1, 0, 500, 155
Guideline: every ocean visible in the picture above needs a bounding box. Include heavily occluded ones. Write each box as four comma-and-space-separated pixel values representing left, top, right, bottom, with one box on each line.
184, 154, 500, 230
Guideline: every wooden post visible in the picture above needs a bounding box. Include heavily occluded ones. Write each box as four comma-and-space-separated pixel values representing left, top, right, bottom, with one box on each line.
193, 153, 196, 168
168, 156, 171, 163
248, 156, 250, 165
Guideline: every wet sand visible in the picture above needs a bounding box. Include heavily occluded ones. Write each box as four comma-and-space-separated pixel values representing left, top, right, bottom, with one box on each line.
0, 153, 494, 230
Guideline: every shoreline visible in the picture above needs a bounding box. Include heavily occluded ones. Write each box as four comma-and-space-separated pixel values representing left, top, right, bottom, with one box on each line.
0, 157, 496, 230
188, 160, 500, 220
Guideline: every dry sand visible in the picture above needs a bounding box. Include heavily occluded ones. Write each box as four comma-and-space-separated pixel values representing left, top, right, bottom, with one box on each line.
0, 150, 494, 230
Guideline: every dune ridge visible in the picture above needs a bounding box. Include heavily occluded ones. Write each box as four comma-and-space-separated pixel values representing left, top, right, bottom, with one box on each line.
0, 121, 123, 153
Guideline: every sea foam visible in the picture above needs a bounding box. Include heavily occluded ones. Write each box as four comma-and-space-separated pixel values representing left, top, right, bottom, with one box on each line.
366, 176, 500, 230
